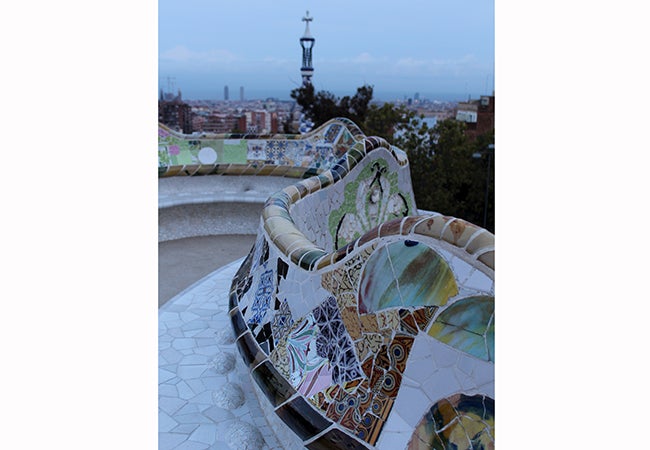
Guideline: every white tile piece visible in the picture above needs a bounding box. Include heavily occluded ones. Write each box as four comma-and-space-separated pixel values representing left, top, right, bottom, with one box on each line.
432, 341, 460, 369
193, 345, 220, 356
171, 423, 199, 434
456, 353, 477, 377
193, 328, 220, 339
477, 379, 495, 397
173, 412, 215, 425
188, 424, 217, 444
185, 378, 206, 396
407, 334, 436, 361
160, 311, 182, 322
454, 367, 478, 392
159, 396, 187, 416
463, 268, 493, 292
180, 311, 201, 322
195, 337, 218, 347
160, 347, 184, 365
403, 357, 438, 385
159, 410, 179, 432
159, 383, 178, 398
181, 328, 206, 338
175, 402, 202, 416
448, 255, 473, 286
421, 367, 462, 403
176, 380, 197, 400
159, 368, 176, 384
392, 384, 431, 428
200, 376, 227, 392
176, 439, 208, 449
474, 367, 495, 397
161, 364, 179, 374
158, 432, 187, 450
203, 405, 235, 423
187, 390, 215, 406
193, 303, 223, 313
182, 319, 210, 332
164, 303, 189, 312
177, 365, 208, 381
400, 372, 421, 388
172, 338, 196, 350
168, 327, 185, 338
376, 428, 412, 450
180, 354, 210, 365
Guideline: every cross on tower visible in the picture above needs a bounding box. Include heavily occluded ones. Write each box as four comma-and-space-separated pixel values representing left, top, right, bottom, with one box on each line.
299, 10, 315, 86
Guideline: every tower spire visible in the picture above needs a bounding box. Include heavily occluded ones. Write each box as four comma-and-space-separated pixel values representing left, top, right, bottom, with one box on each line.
300, 11, 315, 86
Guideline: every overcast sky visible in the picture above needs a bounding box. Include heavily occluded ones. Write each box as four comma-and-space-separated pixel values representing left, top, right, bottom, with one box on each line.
159, 0, 494, 101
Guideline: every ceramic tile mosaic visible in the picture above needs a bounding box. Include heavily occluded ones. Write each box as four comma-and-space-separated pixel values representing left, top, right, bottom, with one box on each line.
159, 118, 363, 178
158, 260, 288, 450
358, 241, 458, 314
224, 119, 495, 449
407, 394, 494, 450
328, 157, 415, 249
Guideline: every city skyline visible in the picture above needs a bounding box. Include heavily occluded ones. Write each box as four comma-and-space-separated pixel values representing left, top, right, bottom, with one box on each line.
159, 0, 494, 102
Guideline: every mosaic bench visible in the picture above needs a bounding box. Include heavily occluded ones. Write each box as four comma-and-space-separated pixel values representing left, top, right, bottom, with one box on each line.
227, 119, 495, 449
158, 118, 366, 178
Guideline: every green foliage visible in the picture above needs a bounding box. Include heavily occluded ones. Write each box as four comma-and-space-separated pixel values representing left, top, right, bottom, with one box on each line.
407, 119, 494, 232
291, 84, 423, 142
290, 84, 376, 128
290, 84, 495, 232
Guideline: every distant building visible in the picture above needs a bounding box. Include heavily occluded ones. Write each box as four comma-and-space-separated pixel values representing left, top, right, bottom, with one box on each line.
454, 94, 495, 140
240, 86, 244, 102
244, 110, 279, 135
224, 85, 229, 101
300, 11, 315, 86
159, 88, 192, 134
195, 113, 245, 134
271, 112, 279, 134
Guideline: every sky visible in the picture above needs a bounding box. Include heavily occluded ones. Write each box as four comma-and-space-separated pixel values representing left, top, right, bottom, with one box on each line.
159, 0, 494, 101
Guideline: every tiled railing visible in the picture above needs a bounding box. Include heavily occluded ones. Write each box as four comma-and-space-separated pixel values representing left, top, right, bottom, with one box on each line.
158, 118, 366, 178
228, 120, 494, 449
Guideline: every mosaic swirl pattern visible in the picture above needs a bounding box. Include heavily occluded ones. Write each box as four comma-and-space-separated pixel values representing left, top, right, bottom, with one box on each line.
408, 394, 495, 450
226, 119, 495, 449
358, 241, 458, 314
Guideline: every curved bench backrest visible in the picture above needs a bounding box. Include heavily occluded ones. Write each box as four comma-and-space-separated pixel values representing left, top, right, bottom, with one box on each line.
229, 119, 494, 449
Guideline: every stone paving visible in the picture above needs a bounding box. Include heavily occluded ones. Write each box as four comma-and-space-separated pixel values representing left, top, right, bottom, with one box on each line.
158, 258, 285, 450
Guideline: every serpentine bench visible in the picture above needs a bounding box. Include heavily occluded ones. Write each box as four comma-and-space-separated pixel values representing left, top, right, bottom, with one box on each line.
227, 119, 495, 449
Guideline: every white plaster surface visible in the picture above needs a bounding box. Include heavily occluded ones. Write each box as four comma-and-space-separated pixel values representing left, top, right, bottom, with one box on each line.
159, 176, 296, 208
158, 175, 298, 242
159, 203, 264, 241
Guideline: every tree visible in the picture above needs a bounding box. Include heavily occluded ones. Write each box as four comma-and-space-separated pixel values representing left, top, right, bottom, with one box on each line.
290, 84, 495, 232
405, 119, 494, 232
291, 84, 422, 142
290, 84, 375, 130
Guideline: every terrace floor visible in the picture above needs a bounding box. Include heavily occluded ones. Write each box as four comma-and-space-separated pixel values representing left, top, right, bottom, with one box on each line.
158, 234, 285, 450
159, 235, 256, 307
